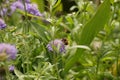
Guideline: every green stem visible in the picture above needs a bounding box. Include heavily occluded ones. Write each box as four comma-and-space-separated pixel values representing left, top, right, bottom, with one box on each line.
52, 50, 61, 79
5, 61, 11, 80
22, 0, 29, 34
96, 56, 100, 74
0, 32, 4, 42
22, 0, 27, 19
116, 50, 119, 78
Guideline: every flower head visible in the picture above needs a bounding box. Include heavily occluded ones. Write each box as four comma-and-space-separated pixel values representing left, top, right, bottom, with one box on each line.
9, 65, 14, 72
26, 3, 43, 16
0, 19, 6, 29
10, 1, 24, 14
10, 1, 42, 16
0, 8, 7, 17
47, 39, 66, 53
0, 43, 18, 60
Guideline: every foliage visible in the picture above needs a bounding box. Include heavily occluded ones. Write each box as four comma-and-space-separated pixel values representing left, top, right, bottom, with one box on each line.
0, 0, 120, 80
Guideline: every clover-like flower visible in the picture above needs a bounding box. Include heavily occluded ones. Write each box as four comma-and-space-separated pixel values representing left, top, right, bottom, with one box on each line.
0, 8, 7, 17
47, 39, 66, 53
0, 43, 18, 60
10, 1, 42, 16
26, 3, 43, 16
0, 18, 6, 29
9, 65, 14, 72
10, 1, 24, 14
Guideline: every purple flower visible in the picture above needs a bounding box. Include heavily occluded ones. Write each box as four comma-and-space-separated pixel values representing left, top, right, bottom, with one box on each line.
26, 3, 43, 16
0, 19, 6, 29
9, 65, 14, 72
0, 8, 7, 17
10, 1, 43, 16
47, 39, 66, 53
0, 43, 18, 60
10, 1, 24, 14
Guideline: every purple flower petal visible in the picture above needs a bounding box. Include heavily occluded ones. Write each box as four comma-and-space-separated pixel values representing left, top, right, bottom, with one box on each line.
0, 8, 7, 17
10, 1, 43, 16
10, 1, 24, 13
9, 65, 14, 72
0, 43, 18, 60
26, 3, 43, 16
0, 19, 6, 29
47, 39, 66, 53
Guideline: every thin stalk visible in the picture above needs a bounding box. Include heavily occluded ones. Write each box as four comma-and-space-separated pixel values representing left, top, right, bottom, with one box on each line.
0, 4, 4, 19
25, 39, 30, 73
22, 0, 27, 19
5, 61, 11, 80
0, 3, 7, 22
116, 50, 119, 78
21, 46, 26, 73
53, 50, 61, 79
96, 56, 100, 74
95, 49, 106, 79
22, 0, 29, 33
0, 32, 4, 42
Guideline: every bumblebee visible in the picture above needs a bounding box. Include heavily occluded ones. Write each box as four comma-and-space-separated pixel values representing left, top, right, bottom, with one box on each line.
61, 38, 68, 45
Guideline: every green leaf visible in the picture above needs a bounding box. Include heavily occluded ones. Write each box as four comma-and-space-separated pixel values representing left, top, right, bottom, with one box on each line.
29, 21, 49, 42
53, 0, 61, 9
63, 0, 111, 75
68, 45, 91, 51
14, 69, 24, 80
31, 0, 45, 12
110, 0, 114, 4
52, 0, 63, 16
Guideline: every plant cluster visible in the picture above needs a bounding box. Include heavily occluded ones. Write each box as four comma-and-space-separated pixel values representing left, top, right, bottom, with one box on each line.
0, 0, 120, 80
